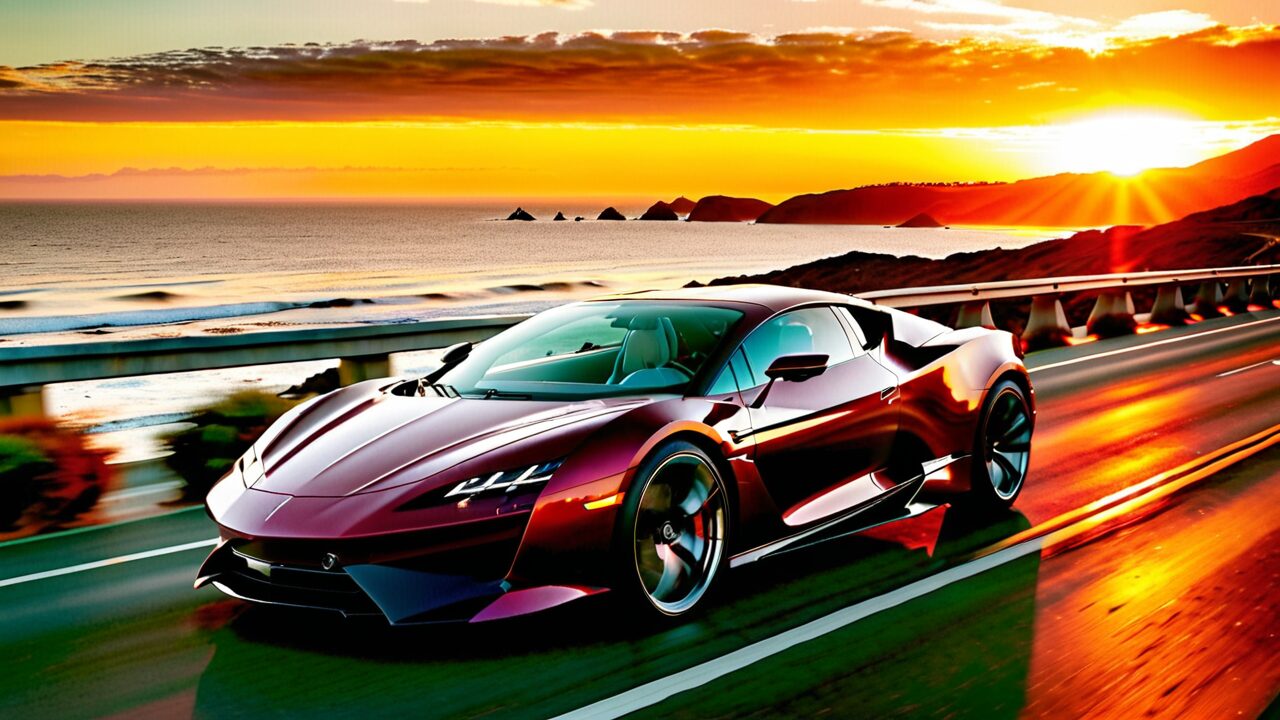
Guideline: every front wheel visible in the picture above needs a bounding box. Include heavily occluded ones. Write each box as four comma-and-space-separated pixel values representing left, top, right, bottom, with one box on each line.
614, 441, 730, 618
968, 379, 1033, 509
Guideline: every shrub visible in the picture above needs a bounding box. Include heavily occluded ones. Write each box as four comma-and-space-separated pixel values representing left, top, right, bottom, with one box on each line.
164, 390, 298, 501
0, 418, 113, 534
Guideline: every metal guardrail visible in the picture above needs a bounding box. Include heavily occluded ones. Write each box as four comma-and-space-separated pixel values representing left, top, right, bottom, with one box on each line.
859, 263, 1280, 350
857, 264, 1280, 307
0, 315, 528, 390
0, 264, 1277, 413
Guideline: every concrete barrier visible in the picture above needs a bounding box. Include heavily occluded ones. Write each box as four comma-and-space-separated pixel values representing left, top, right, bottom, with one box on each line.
1086, 290, 1137, 337
861, 263, 1280, 348
1249, 275, 1273, 308
1192, 281, 1224, 318
955, 300, 995, 330
1023, 296, 1072, 350
1223, 279, 1251, 313
1149, 285, 1189, 325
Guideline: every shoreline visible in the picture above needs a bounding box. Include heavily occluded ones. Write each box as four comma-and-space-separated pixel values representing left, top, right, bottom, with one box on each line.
0, 220, 1064, 347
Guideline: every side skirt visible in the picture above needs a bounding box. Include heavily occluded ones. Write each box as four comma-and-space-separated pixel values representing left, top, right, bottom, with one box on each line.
728, 453, 965, 568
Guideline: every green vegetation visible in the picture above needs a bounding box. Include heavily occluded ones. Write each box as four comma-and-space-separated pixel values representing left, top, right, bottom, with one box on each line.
164, 390, 298, 500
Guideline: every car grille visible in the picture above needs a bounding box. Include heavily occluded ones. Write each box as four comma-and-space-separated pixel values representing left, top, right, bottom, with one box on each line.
231, 511, 530, 578
216, 549, 382, 616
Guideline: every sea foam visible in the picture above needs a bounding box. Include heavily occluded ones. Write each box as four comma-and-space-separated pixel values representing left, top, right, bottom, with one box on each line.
0, 301, 309, 335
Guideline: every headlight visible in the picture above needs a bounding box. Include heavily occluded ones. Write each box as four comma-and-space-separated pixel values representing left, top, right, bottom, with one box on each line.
444, 459, 563, 498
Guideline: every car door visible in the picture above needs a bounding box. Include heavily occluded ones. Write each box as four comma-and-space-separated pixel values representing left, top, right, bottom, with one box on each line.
735, 306, 901, 526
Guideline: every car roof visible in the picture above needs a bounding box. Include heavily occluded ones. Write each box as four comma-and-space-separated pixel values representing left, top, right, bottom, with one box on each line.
588, 283, 870, 313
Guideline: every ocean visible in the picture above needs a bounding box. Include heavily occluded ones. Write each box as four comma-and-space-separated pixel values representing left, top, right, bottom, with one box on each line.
0, 201, 1068, 462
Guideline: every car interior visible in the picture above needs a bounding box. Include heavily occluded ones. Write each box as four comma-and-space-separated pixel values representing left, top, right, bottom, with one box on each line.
479, 306, 740, 390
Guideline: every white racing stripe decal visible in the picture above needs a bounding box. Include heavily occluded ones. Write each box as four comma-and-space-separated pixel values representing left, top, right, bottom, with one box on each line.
0, 538, 218, 589
1029, 314, 1280, 374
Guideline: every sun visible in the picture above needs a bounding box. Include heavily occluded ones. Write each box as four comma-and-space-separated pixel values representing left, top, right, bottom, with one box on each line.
1047, 112, 1205, 177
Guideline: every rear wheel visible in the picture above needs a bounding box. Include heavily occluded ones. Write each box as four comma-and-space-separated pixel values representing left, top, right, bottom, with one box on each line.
615, 441, 729, 618
969, 379, 1032, 509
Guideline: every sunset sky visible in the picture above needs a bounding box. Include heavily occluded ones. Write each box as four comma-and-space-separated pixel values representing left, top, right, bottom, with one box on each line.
2, 0, 1278, 199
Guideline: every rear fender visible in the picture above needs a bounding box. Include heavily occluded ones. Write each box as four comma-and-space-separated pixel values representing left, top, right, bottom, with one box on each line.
889, 329, 1026, 496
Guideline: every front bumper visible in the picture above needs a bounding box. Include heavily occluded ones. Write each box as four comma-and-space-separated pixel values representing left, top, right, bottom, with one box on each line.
195, 514, 606, 624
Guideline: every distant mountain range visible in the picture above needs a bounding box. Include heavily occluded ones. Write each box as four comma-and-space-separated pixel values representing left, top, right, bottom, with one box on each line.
672, 135, 1280, 227
703, 185, 1280, 326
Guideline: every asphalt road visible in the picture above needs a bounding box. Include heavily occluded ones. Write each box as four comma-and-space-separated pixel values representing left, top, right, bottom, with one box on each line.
1, 310, 1278, 720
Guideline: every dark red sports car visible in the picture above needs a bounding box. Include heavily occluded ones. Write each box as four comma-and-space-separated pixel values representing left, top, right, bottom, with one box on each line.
197, 284, 1034, 623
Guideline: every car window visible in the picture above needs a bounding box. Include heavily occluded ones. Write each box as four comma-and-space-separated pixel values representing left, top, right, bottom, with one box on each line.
489, 315, 626, 367
706, 347, 751, 396
738, 307, 856, 388
439, 302, 744, 400
843, 304, 891, 349
833, 306, 869, 350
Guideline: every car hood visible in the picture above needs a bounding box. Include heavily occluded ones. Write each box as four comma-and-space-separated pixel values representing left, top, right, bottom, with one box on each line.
252, 385, 648, 498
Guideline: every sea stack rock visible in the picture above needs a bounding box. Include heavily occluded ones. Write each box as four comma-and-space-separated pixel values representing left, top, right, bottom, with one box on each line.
687, 196, 775, 222
639, 201, 679, 221
553, 211, 567, 221
506, 207, 536, 221
896, 212, 943, 228
597, 206, 626, 221
668, 196, 697, 215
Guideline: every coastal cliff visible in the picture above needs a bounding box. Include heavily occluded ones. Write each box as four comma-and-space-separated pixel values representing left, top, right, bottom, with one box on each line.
755, 135, 1280, 227
705, 187, 1280, 328
687, 195, 775, 222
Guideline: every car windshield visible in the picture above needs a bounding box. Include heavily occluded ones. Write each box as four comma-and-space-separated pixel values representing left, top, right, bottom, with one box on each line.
437, 302, 744, 400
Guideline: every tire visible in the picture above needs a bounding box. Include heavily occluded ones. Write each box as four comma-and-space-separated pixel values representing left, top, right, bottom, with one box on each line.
968, 379, 1033, 509
613, 440, 731, 618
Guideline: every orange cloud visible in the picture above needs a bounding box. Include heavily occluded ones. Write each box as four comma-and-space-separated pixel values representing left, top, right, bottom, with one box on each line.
0, 26, 1276, 127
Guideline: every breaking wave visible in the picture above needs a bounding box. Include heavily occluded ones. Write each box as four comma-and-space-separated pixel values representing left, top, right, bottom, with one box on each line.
0, 301, 311, 335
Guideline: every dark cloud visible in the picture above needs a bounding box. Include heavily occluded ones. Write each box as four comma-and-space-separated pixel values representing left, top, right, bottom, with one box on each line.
0, 27, 1276, 126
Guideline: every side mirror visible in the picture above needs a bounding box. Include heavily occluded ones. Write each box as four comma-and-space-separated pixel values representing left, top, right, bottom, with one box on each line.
752, 353, 829, 408
440, 341, 473, 366
765, 353, 829, 382
423, 341, 474, 385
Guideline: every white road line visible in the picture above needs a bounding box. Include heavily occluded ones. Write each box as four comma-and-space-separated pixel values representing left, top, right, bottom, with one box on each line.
1216, 358, 1279, 378
1029, 314, 1280, 374
99, 480, 185, 503
0, 538, 218, 589
551, 538, 1043, 720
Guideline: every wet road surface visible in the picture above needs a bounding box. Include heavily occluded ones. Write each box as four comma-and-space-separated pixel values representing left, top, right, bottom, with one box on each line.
1, 310, 1278, 719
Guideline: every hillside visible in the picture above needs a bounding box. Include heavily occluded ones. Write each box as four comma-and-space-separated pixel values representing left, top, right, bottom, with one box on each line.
668, 196, 697, 214
704, 187, 1280, 327
639, 201, 679, 221
755, 135, 1280, 227
687, 195, 775, 222
897, 212, 943, 228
